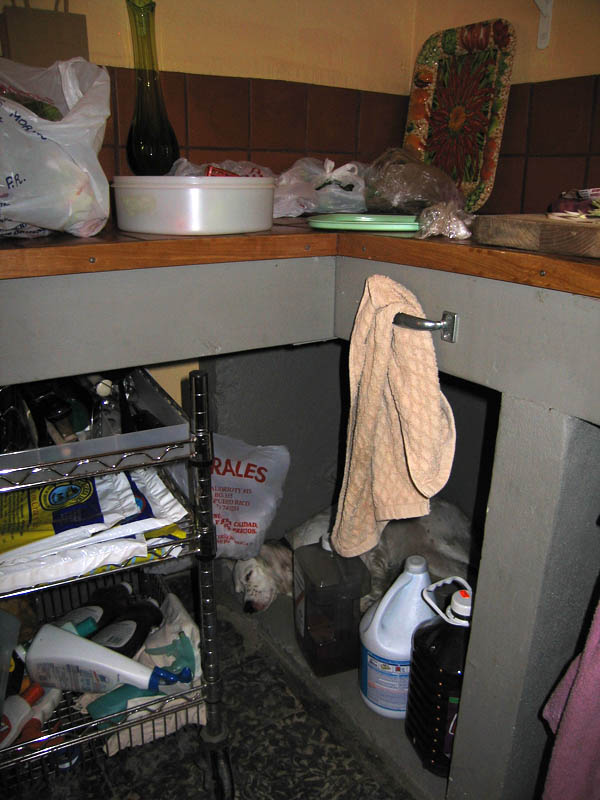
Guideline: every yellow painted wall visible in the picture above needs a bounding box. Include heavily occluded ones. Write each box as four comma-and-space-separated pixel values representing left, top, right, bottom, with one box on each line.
3, 0, 599, 95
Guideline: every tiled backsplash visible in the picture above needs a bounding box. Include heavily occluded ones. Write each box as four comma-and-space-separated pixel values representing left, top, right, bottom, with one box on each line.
101, 68, 599, 215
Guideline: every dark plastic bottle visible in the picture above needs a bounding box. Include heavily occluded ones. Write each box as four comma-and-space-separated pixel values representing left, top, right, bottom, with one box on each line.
57, 581, 133, 631
405, 588, 472, 777
91, 598, 163, 658
293, 534, 371, 677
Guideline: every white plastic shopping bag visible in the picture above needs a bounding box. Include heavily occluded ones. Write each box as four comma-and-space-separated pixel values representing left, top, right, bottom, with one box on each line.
211, 433, 290, 559
0, 56, 110, 237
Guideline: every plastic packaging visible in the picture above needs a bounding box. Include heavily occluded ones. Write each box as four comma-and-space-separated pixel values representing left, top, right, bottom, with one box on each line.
24, 624, 191, 694
359, 555, 435, 718
212, 432, 290, 559
91, 597, 163, 658
405, 577, 473, 776
112, 175, 275, 235
0, 683, 44, 748
0, 56, 110, 238
364, 148, 474, 239
274, 157, 367, 218
57, 581, 133, 630
293, 534, 371, 676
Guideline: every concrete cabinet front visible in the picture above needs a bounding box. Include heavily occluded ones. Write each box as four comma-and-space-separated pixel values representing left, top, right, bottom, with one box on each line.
2, 246, 599, 800
335, 256, 600, 800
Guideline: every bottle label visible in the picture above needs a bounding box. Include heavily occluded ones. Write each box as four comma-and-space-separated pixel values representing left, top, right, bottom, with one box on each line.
443, 695, 460, 759
93, 620, 137, 648
360, 646, 410, 713
61, 604, 103, 625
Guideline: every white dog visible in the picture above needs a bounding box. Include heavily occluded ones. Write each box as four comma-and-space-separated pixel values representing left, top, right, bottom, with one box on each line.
232, 498, 476, 613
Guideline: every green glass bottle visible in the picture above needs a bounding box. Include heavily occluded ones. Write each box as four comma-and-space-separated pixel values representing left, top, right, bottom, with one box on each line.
125, 0, 179, 175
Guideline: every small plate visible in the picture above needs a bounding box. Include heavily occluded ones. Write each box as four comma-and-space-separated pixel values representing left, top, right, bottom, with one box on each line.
307, 214, 419, 231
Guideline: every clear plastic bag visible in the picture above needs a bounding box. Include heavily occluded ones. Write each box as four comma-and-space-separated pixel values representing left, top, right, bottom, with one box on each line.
274, 157, 367, 217
0, 57, 110, 238
169, 157, 274, 178
365, 148, 473, 239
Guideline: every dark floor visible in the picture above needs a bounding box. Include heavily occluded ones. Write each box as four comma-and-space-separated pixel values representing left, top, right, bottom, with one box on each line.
4, 566, 420, 800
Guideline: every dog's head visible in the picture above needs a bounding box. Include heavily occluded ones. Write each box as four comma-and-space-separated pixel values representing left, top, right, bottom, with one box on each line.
232, 541, 293, 613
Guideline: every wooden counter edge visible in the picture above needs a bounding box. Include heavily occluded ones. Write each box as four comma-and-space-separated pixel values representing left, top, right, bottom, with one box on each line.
1, 226, 598, 299
337, 234, 600, 299
0, 229, 338, 280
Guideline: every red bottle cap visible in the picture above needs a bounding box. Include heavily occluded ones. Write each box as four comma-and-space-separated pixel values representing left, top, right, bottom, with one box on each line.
22, 683, 44, 707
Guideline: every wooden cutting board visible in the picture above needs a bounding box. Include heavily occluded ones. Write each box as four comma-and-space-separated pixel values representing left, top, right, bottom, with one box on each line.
472, 214, 600, 259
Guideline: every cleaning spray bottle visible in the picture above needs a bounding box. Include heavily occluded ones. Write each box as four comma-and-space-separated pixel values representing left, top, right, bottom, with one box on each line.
14, 687, 62, 745
405, 577, 473, 776
24, 624, 191, 694
0, 683, 44, 749
359, 555, 435, 718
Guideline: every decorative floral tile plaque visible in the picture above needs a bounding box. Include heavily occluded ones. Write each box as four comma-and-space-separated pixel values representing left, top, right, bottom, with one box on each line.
404, 19, 515, 212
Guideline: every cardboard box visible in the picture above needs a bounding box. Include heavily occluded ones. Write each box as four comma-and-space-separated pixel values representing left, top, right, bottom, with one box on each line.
0, 4, 88, 67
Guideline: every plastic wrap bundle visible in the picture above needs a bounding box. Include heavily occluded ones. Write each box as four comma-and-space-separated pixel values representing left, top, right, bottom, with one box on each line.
364, 148, 474, 239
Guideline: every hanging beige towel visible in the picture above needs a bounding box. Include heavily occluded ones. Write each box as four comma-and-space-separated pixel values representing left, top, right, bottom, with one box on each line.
331, 275, 455, 557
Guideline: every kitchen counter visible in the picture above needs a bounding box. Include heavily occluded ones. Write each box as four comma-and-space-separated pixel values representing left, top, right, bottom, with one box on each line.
1, 218, 598, 299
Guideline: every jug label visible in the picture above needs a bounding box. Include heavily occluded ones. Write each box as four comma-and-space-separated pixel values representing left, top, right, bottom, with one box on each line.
360, 646, 410, 712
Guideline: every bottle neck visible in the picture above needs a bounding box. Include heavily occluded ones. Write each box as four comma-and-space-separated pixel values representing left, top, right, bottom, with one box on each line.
127, 1, 159, 73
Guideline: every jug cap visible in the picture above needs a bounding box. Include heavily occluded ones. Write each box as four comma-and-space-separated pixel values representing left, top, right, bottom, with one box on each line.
405, 555, 427, 574
450, 589, 472, 620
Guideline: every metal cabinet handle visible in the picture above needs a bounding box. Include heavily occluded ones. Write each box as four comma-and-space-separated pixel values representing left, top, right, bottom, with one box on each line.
393, 310, 459, 343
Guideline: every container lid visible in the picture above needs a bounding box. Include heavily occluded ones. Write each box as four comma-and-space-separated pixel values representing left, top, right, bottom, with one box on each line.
405, 555, 428, 574
450, 589, 472, 619
112, 175, 275, 189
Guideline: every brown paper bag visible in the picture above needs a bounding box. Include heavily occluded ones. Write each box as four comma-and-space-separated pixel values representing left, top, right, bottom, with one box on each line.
0, 1, 88, 68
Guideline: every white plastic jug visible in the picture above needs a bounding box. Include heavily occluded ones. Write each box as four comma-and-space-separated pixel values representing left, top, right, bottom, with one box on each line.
359, 555, 435, 718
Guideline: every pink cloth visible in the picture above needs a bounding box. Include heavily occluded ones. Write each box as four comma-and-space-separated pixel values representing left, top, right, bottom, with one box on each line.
542, 596, 600, 800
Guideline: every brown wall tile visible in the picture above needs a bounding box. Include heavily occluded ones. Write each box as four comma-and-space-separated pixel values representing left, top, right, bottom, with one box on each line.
187, 148, 249, 166
307, 85, 359, 154
500, 84, 530, 155
114, 66, 136, 147
479, 156, 525, 214
357, 91, 407, 162
587, 155, 600, 187
251, 151, 304, 173
103, 66, 117, 147
251, 79, 306, 151
590, 77, 600, 153
98, 146, 117, 182
529, 76, 595, 155
187, 75, 249, 149
161, 72, 187, 149
523, 156, 587, 212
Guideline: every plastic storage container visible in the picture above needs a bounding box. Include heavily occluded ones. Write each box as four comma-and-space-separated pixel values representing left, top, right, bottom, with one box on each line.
113, 175, 275, 235
405, 577, 473, 777
359, 555, 434, 718
293, 534, 371, 677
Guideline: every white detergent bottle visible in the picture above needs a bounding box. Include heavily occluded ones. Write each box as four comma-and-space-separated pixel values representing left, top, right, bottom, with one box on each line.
359, 555, 435, 719
24, 624, 192, 694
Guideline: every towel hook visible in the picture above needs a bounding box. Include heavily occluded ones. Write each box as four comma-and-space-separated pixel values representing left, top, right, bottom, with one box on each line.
393, 311, 459, 343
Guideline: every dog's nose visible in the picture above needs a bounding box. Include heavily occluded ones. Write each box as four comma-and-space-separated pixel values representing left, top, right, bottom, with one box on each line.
244, 601, 257, 614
